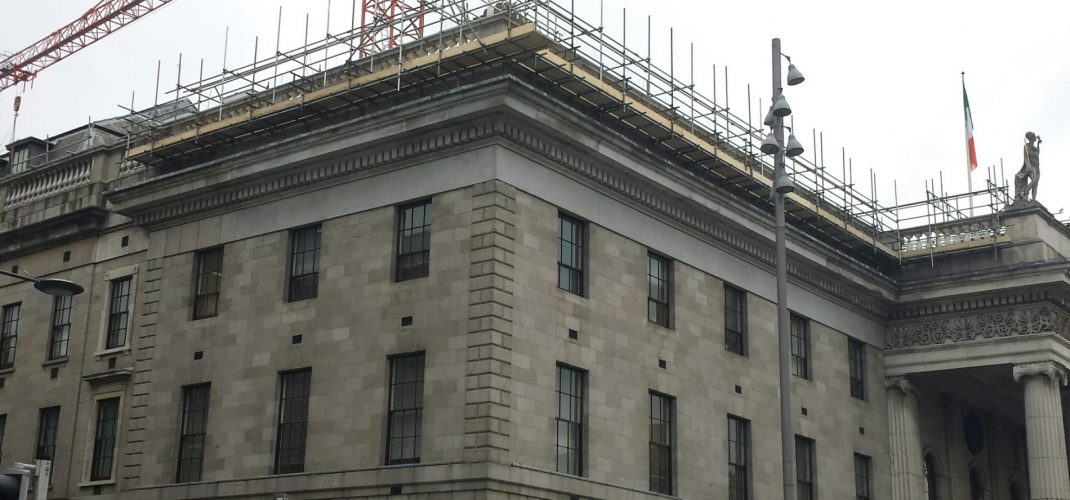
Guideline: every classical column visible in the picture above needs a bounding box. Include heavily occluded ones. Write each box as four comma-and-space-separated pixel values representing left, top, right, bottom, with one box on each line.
1013, 361, 1070, 500
886, 376, 926, 500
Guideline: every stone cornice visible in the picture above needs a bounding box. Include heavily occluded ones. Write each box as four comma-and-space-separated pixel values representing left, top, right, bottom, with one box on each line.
891, 284, 1070, 321
886, 304, 1070, 349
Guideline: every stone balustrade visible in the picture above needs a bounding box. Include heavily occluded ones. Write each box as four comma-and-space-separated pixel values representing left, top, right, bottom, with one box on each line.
898, 220, 1007, 256
2, 157, 93, 208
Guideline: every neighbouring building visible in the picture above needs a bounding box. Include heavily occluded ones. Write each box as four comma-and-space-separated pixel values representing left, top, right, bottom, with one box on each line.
0, 3, 1067, 499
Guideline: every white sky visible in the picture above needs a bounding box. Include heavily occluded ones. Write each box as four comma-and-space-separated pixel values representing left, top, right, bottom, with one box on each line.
2, 0, 1068, 220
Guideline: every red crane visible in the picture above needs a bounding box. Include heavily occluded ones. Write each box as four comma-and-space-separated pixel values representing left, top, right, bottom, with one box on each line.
0, 0, 174, 93
358, 0, 425, 58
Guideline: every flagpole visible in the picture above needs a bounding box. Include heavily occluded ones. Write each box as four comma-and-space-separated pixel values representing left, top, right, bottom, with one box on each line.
963, 72, 974, 217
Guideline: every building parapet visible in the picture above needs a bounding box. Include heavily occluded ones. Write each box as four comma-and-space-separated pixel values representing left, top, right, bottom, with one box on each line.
2, 155, 94, 208
896, 218, 1009, 258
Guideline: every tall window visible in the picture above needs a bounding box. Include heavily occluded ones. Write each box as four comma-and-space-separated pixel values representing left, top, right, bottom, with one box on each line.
855, 454, 872, 500
275, 369, 311, 474
728, 416, 750, 500
106, 277, 132, 349
555, 365, 585, 476
396, 200, 431, 281
969, 467, 984, 500
647, 253, 671, 327
48, 295, 72, 359
0, 303, 20, 369
724, 285, 747, 355
36, 406, 60, 461
648, 392, 674, 495
177, 385, 210, 482
386, 353, 424, 464
557, 214, 585, 296
90, 398, 120, 481
0, 414, 6, 463
287, 226, 321, 302
849, 338, 866, 400
193, 248, 223, 319
790, 314, 810, 379
796, 436, 815, 500
924, 453, 938, 500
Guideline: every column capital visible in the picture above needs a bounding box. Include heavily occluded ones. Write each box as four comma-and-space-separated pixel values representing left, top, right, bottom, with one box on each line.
1013, 361, 1069, 386
885, 376, 918, 396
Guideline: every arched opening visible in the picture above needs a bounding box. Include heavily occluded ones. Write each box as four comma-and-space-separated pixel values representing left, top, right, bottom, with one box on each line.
969, 467, 985, 500
1009, 480, 1023, 500
923, 453, 938, 500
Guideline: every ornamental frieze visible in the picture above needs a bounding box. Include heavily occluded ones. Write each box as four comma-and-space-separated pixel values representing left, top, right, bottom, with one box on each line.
885, 305, 1070, 349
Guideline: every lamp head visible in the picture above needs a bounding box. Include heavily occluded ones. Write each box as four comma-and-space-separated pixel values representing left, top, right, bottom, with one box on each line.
786, 63, 805, 86
763, 107, 776, 127
785, 134, 805, 157
773, 174, 796, 194
772, 94, 792, 117
33, 278, 84, 297
760, 133, 780, 155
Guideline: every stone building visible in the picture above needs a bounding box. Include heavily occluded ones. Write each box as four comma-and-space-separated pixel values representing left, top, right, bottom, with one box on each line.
0, 5, 1068, 500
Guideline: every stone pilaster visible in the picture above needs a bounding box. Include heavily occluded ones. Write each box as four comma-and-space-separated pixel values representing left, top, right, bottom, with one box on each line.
464, 180, 517, 463
1013, 361, 1070, 500
886, 376, 926, 500
121, 257, 162, 488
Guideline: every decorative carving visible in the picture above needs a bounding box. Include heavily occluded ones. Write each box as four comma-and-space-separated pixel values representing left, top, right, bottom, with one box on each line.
884, 376, 917, 396
885, 305, 1070, 349
1013, 361, 1068, 386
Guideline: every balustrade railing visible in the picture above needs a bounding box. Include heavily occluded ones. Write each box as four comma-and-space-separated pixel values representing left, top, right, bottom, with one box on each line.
898, 220, 1007, 255
3, 157, 93, 208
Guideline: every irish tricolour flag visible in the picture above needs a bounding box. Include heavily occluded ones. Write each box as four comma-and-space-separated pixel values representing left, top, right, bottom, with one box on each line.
963, 80, 978, 171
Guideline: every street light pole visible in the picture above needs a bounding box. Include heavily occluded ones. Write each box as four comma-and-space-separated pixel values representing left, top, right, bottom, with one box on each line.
772, 37, 795, 500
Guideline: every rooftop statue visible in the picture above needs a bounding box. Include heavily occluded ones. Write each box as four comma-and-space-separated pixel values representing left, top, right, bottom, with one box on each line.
1014, 131, 1041, 201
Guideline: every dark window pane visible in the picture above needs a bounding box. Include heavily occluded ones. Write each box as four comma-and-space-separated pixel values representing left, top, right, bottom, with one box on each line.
555, 366, 585, 476
106, 277, 132, 349
728, 416, 749, 500
48, 295, 72, 360
288, 227, 321, 302
724, 285, 746, 355
924, 454, 938, 500
35, 407, 60, 461
790, 314, 810, 379
647, 253, 671, 327
796, 436, 814, 500
557, 214, 585, 295
275, 370, 311, 473
177, 385, 211, 482
849, 338, 866, 400
396, 200, 432, 281
193, 248, 223, 319
0, 414, 6, 464
855, 454, 872, 500
648, 393, 674, 494
0, 303, 20, 369
90, 398, 120, 480
387, 354, 424, 464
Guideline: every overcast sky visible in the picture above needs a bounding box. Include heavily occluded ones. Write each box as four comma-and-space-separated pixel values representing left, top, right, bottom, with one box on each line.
2, 0, 1068, 221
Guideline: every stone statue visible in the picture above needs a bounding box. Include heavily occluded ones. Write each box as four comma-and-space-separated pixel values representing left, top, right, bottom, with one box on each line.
1014, 131, 1041, 201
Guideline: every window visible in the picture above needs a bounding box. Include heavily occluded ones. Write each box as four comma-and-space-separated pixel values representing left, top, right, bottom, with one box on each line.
287, 226, 321, 302
106, 277, 132, 349
0, 414, 6, 463
728, 416, 750, 500
790, 314, 810, 379
386, 353, 424, 464
557, 214, 585, 295
0, 303, 20, 369
855, 454, 872, 500
849, 338, 866, 399
724, 285, 747, 355
11, 148, 29, 174
555, 365, 585, 476
924, 453, 938, 500
396, 200, 431, 281
648, 392, 674, 495
274, 369, 311, 473
647, 253, 671, 328
36, 406, 60, 461
193, 248, 223, 319
48, 295, 72, 359
969, 467, 984, 500
90, 398, 120, 481
1010, 481, 1023, 500
796, 436, 815, 500
177, 385, 210, 483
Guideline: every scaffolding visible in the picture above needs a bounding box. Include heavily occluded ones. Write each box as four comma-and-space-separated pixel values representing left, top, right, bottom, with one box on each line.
112, 0, 1017, 267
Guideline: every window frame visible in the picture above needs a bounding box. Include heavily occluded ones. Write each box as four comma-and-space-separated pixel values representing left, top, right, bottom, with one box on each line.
0, 303, 21, 370
848, 337, 867, 400
286, 225, 322, 302
36, 406, 60, 461
557, 212, 587, 296
176, 384, 211, 483
648, 391, 675, 495
274, 368, 311, 474
728, 415, 750, 500
385, 352, 425, 465
395, 199, 432, 282
647, 251, 672, 328
96, 265, 138, 355
88, 396, 121, 482
555, 364, 586, 476
790, 313, 811, 379
48, 295, 73, 360
795, 435, 815, 500
855, 453, 872, 500
192, 247, 224, 320
724, 284, 747, 356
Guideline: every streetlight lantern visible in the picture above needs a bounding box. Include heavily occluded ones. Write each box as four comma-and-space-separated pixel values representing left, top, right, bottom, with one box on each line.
787, 63, 805, 86
785, 134, 805, 157
761, 133, 781, 154
0, 270, 84, 297
771, 94, 792, 117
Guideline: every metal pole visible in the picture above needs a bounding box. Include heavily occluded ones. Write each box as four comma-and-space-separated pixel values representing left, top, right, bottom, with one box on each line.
772, 37, 795, 500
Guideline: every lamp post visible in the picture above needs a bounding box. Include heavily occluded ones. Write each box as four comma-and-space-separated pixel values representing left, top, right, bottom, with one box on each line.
763, 37, 805, 500
0, 269, 84, 297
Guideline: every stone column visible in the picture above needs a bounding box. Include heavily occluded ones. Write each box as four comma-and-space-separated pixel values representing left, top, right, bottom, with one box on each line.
1013, 361, 1070, 500
886, 376, 926, 500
